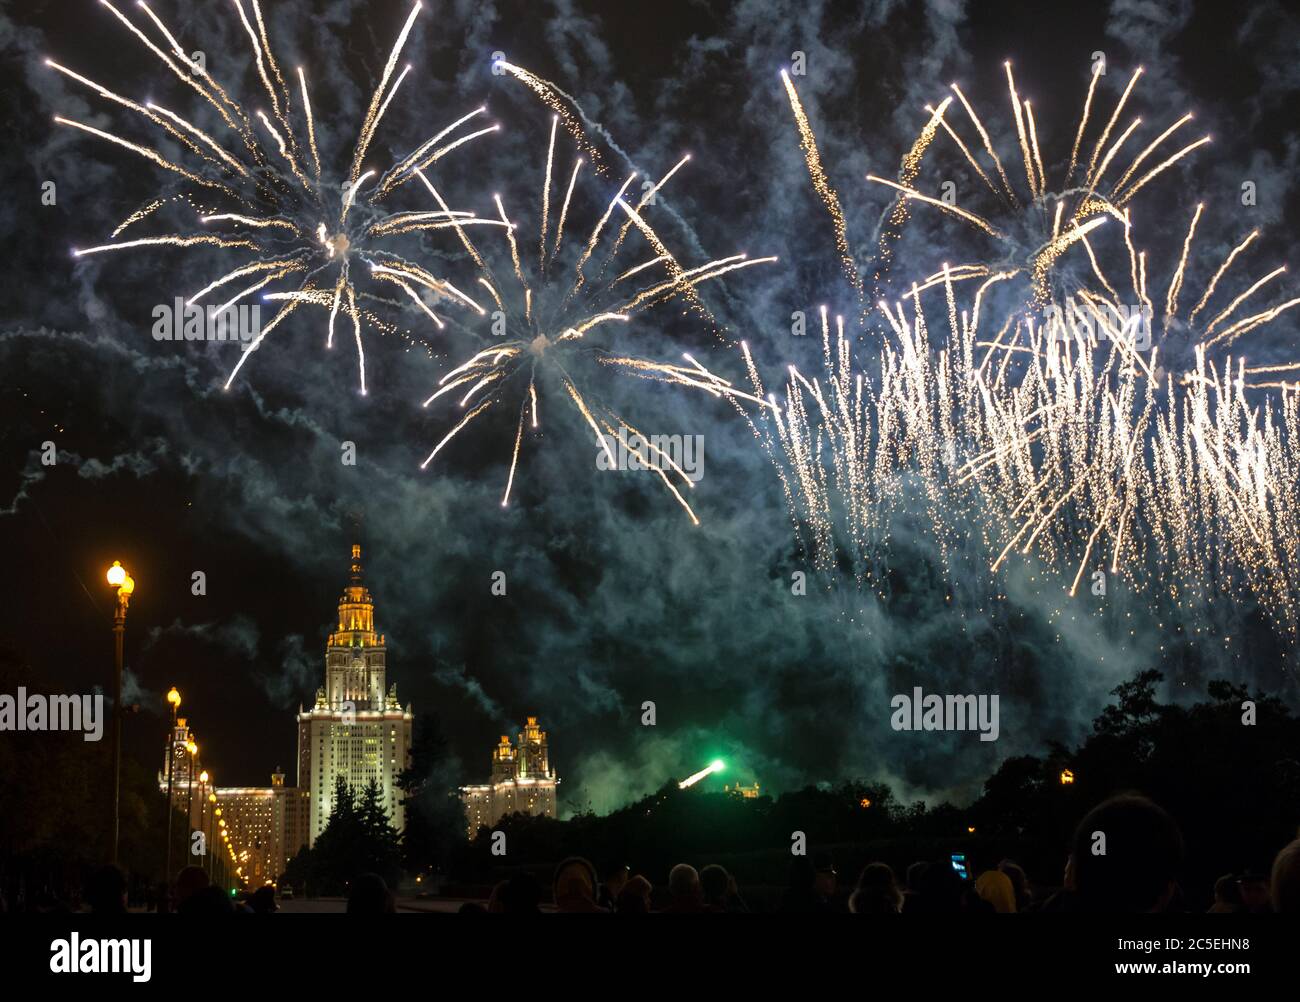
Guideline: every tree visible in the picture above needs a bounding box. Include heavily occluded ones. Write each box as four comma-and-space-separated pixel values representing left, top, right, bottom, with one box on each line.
396, 714, 466, 874
297, 776, 405, 895
355, 779, 403, 887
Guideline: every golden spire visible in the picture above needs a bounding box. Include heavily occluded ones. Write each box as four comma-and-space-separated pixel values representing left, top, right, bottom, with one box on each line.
330, 542, 381, 648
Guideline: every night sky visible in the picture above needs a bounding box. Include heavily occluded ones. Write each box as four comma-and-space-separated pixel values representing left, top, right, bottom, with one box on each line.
3, 0, 1298, 815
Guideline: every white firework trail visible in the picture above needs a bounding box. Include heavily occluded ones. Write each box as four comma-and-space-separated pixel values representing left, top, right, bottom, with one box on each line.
755, 64, 1300, 642
54, 0, 502, 395
416, 105, 776, 523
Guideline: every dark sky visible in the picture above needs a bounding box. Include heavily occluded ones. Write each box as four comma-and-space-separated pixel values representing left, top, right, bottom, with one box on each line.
3, 0, 1298, 814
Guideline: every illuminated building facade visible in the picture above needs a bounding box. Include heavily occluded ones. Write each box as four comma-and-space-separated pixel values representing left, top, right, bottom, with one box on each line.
158, 544, 412, 884
725, 782, 762, 799
213, 772, 311, 886
160, 724, 312, 886
460, 717, 559, 838
298, 544, 414, 844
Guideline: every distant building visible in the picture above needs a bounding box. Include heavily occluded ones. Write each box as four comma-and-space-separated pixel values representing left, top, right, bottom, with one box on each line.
460, 717, 559, 838
211, 771, 310, 886
725, 782, 761, 799
160, 543, 413, 887
159, 722, 309, 885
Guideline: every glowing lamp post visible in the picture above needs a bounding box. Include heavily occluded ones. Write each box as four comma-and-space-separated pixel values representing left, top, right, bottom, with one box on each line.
185, 740, 199, 836
198, 770, 210, 874
106, 560, 135, 865
206, 790, 217, 877
164, 687, 181, 883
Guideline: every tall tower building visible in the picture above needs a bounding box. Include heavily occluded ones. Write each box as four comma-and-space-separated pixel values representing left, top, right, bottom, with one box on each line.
297, 544, 414, 845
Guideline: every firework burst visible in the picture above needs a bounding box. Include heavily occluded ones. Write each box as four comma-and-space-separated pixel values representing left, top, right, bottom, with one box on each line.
416, 103, 776, 523
757, 64, 1300, 641
53, 0, 501, 395
860, 62, 1299, 388
863, 62, 1212, 306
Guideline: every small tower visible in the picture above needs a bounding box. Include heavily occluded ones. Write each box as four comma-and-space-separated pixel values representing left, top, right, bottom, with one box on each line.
517, 716, 552, 779
490, 735, 518, 783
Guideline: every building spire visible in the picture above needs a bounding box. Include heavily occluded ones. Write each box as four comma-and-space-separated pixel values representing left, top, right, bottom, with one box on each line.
330, 540, 380, 648
350, 542, 364, 586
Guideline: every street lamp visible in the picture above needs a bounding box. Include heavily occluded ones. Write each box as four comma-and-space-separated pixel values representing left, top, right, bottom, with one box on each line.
185, 740, 198, 845
207, 791, 217, 877
164, 688, 181, 884
198, 769, 209, 869
106, 560, 135, 866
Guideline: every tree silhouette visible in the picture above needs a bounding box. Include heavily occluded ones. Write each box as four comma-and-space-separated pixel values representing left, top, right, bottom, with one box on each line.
284, 775, 402, 895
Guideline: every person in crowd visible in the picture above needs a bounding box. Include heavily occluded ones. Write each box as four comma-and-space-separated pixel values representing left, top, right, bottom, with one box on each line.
903, 858, 966, 913
1238, 868, 1273, 914
614, 875, 653, 913
1270, 839, 1300, 914
974, 869, 1017, 913
813, 851, 842, 911
346, 872, 396, 914
552, 857, 605, 912
1207, 874, 1243, 913
1067, 794, 1184, 912
700, 864, 748, 913
85, 864, 128, 914
663, 863, 705, 913
173, 865, 210, 912
180, 885, 234, 914
779, 856, 831, 913
247, 885, 278, 914
597, 862, 630, 911
998, 859, 1032, 911
902, 861, 927, 910
486, 880, 509, 913
849, 862, 903, 914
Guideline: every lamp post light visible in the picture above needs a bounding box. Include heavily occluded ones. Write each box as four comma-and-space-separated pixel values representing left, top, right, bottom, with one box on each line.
185, 740, 198, 848
164, 687, 181, 884
106, 560, 135, 865
207, 791, 217, 878
214, 809, 224, 889
198, 770, 210, 874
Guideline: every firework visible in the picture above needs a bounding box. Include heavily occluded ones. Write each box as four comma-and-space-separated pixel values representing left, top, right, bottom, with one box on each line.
758, 66, 1299, 639
54, 0, 500, 395
416, 98, 775, 523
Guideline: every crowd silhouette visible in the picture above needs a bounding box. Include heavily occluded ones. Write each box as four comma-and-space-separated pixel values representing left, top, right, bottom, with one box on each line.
9, 793, 1300, 915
